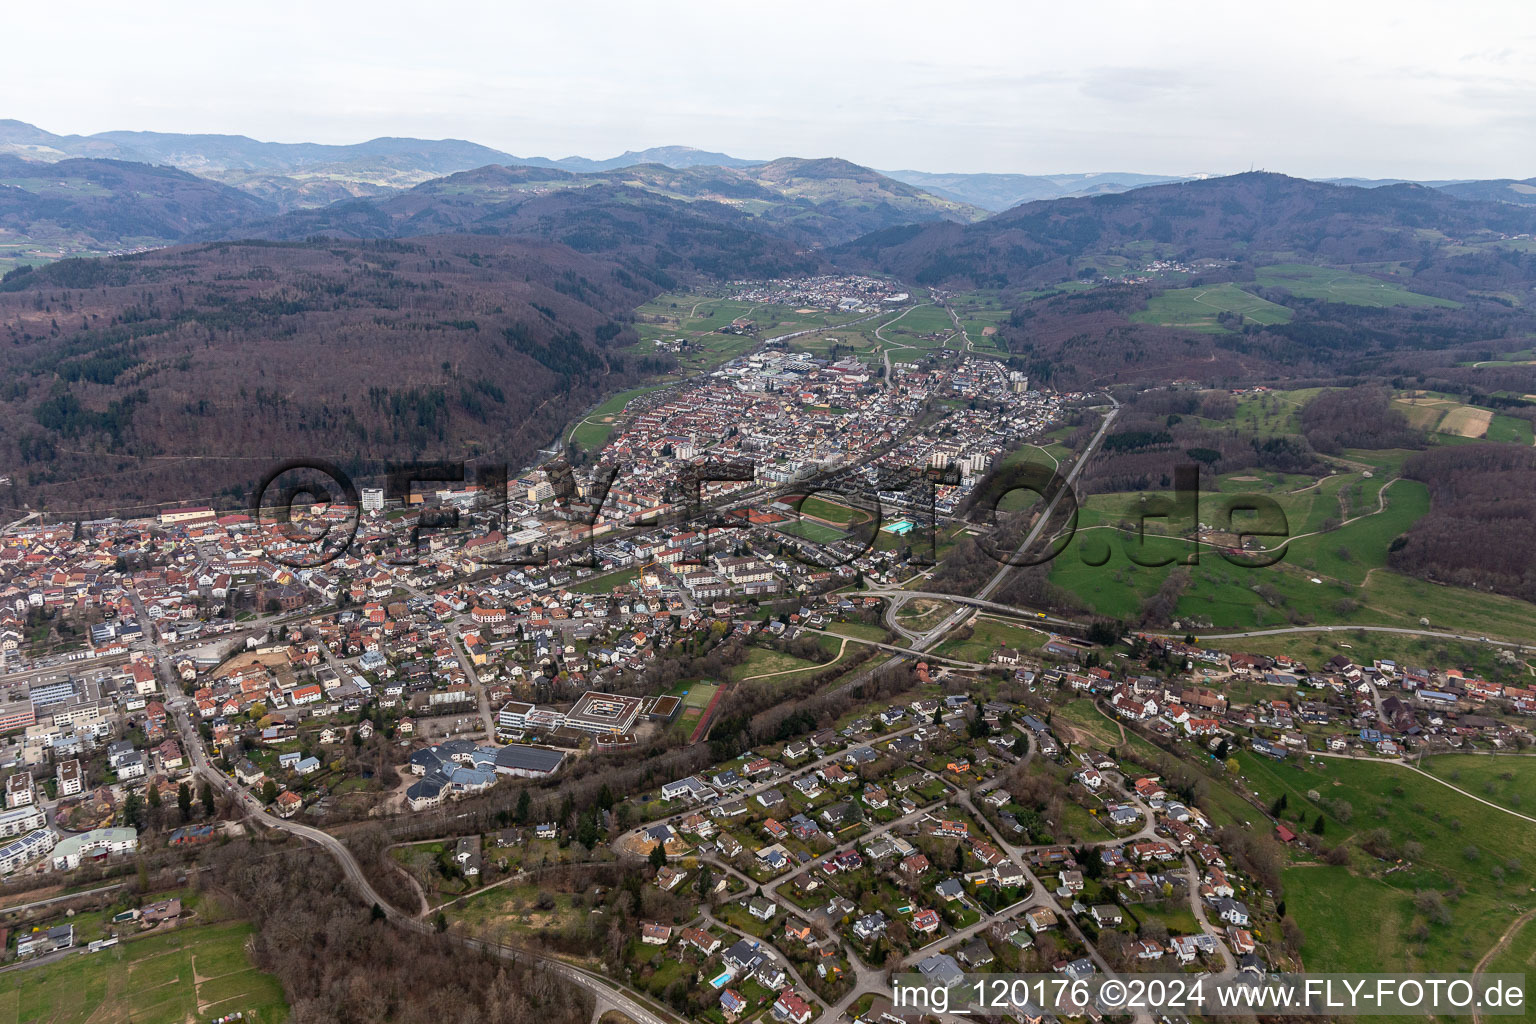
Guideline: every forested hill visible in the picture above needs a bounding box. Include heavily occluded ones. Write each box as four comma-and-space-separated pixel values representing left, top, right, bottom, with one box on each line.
215, 157, 984, 250
836, 172, 1536, 288
0, 155, 273, 247
0, 236, 665, 513
217, 180, 821, 283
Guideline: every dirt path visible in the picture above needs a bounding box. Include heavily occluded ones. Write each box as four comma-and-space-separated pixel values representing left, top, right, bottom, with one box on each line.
873, 302, 928, 377
1313, 751, 1536, 825
383, 841, 437, 914
1255, 476, 1400, 557
1476, 906, 1535, 973
736, 638, 849, 681
1473, 907, 1536, 1024
1093, 700, 1129, 744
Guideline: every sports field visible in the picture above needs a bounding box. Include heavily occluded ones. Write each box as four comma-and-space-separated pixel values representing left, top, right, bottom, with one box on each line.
776, 518, 847, 544
570, 566, 643, 594
786, 493, 874, 526
662, 681, 720, 737
0, 920, 288, 1024
680, 682, 719, 711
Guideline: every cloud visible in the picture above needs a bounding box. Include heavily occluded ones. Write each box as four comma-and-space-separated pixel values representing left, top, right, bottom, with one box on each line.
1078, 68, 1195, 104
5, 0, 1535, 178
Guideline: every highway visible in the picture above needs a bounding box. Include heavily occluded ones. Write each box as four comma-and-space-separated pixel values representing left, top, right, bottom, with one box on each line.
979, 393, 1119, 603
1150, 623, 1532, 649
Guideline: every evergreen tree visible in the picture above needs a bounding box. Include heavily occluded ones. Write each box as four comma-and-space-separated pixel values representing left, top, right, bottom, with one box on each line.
577, 809, 600, 849
123, 791, 145, 831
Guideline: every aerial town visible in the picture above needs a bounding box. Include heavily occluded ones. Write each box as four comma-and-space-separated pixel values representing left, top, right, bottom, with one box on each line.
5, 10, 1536, 1019
0, 278, 1532, 1024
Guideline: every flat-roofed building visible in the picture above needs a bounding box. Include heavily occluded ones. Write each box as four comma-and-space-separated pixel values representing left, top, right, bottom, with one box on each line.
4, 773, 33, 809
492, 744, 566, 778
56, 759, 82, 797
0, 700, 35, 733
0, 806, 45, 839
157, 505, 217, 527
565, 691, 643, 735
497, 700, 534, 731
50, 827, 138, 870
0, 828, 55, 874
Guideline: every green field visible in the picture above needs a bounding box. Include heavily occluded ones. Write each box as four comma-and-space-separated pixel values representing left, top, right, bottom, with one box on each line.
1046, 465, 1536, 641
1418, 755, 1536, 814
930, 615, 1047, 663
894, 597, 959, 633
872, 303, 961, 355
1482, 911, 1536, 975
792, 494, 872, 526
1388, 391, 1524, 443
1234, 752, 1536, 978
1486, 412, 1534, 445
1132, 283, 1293, 332
730, 636, 850, 685
0, 920, 288, 1024
633, 292, 873, 364
570, 565, 643, 594
1254, 264, 1460, 308
567, 383, 671, 451
1052, 700, 1165, 763
728, 647, 820, 681
950, 294, 1010, 352
775, 518, 848, 544
821, 620, 889, 643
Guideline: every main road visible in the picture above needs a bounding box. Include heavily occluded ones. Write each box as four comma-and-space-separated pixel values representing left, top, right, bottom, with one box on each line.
867, 393, 1120, 645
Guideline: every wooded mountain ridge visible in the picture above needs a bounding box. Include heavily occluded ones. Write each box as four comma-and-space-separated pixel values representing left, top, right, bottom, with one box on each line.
836, 172, 1536, 288
0, 235, 664, 512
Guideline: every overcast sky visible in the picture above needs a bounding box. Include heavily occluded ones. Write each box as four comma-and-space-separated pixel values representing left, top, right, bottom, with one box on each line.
10, 0, 1536, 179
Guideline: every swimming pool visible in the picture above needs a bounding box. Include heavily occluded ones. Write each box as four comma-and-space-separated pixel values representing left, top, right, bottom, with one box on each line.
709, 971, 733, 989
